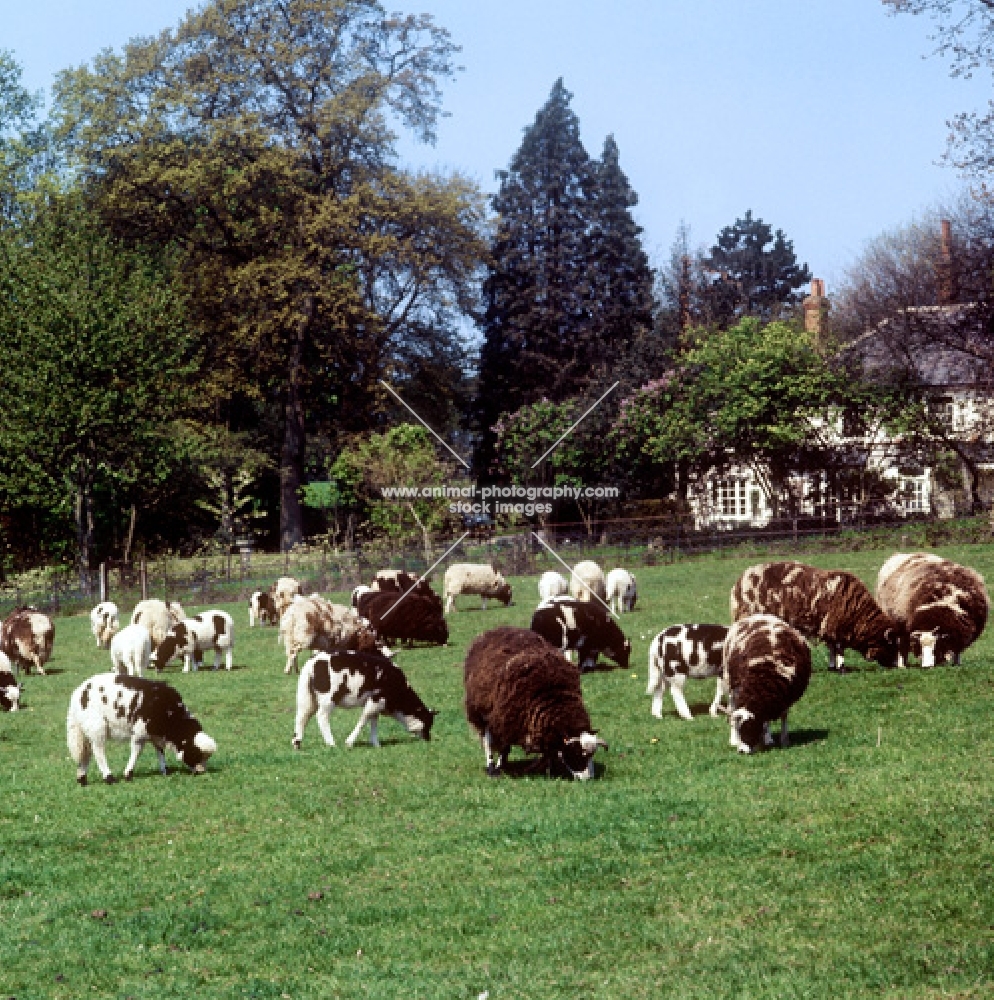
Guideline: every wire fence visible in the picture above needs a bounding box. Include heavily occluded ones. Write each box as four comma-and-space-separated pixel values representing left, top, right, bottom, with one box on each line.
2, 513, 991, 620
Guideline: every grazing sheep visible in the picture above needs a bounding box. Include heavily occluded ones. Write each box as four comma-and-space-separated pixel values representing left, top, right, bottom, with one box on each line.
463, 626, 607, 780
279, 595, 386, 674
529, 596, 631, 670
605, 568, 637, 613
109, 623, 152, 678
131, 600, 186, 650
90, 602, 120, 648
1, 607, 54, 675
876, 552, 989, 666
249, 590, 278, 627
538, 571, 569, 603
292, 649, 436, 750
569, 560, 607, 603
723, 614, 812, 754
647, 624, 728, 720
443, 563, 512, 614
272, 576, 302, 620
149, 611, 235, 673
730, 561, 905, 671
67, 672, 216, 785
370, 570, 442, 611
356, 591, 448, 646
0, 653, 20, 711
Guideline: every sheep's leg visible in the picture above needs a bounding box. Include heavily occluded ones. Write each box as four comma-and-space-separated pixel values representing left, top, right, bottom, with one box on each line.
90, 734, 116, 784
647, 653, 660, 697
154, 741, 168, 775
285, 648, 297, 675
954, 651, 961, 666
779, 712, 790, 748
68, 720, 91, 786
444, 594, 455, 614
314, 699, 336, 747
483, 730, 504, 775
649, 676, 667, 719
481, 597, 488, 611
709, 675, 726, 717
762, 722, 774, 748
668, 673, 694, 721
31, 653, 46, 676
225, 646, 233, 671
123, 736, 147, 781
212, 649, 221, 671
292, 685, 318, 749
346, 700, 385, 748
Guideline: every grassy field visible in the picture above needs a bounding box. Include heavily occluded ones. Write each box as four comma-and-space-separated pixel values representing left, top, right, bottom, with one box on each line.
2, 545, 993, 999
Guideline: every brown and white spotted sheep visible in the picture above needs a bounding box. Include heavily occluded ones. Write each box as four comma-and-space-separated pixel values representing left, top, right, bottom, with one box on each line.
292, 649, 436, 750
647, 624, 728, 720
730, 561, 905, 671
723, 614, 812, 753
149, 611, 234, 673
67, 672, 216, 785
463, 626, 607, 780
0, 652, 20, 711
876, 552, 989, 666
249, 590, 279, 627
1, 607, 54, 675
279, 595, 386, 674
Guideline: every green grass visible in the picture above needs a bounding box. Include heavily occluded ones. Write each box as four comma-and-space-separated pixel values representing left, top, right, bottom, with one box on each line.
2, 546, 994, 999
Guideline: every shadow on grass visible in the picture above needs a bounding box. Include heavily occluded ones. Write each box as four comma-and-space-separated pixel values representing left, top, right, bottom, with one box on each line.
783, 728, 830, 747
495, 757, 607, 780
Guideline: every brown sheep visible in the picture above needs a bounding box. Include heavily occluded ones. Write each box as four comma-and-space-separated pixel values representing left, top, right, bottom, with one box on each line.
356, 591, 448, 646
731, 561, 905, 671
876, 552, 989, 666
1, 606, 54, 675
463, 626, 606, 779
724, 614, 812, 753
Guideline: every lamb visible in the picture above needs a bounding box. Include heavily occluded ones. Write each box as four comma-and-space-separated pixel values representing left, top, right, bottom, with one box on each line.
569, 560, 607, 603
1, 607, 54, 675
90, 601, 120, 648
272, 576, 303, 619
730, 561, 905, 671
723, 614, 812, 753
538, 571, 568, 602
0, 653, 20, 711
355, 591, 448, 646
131, 600, 186, 650
529, 596, 631, 670
605, 568, 637, 613
279, 595, 386, 674
876, 552, 989, 666
67, 672, 216, 785
249, 590, 278, 627
109, 623, 152, 678
647, 624, 728, 720
443, 563, 512, 614
149, 610, 234, 672
292, 649, 436, 750
463, 626, 607, 780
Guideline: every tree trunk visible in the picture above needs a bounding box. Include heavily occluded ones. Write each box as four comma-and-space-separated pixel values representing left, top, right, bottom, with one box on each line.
75, 457, 93, 591
280, 298, 313, 552
123, 505, 137, 566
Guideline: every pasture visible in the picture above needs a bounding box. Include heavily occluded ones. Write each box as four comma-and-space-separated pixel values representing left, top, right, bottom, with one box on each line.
2, 546, 993, 999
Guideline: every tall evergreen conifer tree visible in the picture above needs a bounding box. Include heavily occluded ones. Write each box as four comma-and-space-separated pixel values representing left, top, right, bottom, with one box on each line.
475, 82, 652, 474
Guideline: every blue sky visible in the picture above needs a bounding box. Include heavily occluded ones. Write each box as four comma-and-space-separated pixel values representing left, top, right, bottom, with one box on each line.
4, 0, 991, 288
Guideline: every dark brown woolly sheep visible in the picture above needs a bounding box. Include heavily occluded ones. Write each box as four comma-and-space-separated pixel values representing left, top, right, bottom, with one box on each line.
463, 626, 606, 779
731, 560, 905, 671
370, 571, 443, 612
356, 591, 448, 646
876, 552, 989, 666
723, 614, 812, 753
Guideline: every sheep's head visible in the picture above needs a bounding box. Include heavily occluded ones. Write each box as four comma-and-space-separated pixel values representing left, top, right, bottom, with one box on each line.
556, 731, 608, 780
864, 625, 905, 669
497, 581, 512, 606
915, 628, 946, 667
730, 707, 763, 753
0, 673, 20, 712
176, 726, 217, 774
406, 706, 438, 741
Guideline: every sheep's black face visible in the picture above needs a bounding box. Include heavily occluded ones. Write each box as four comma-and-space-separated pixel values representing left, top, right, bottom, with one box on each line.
175, 725, 217, 773
610, 639, 632, 670
737, 714, 765, 751
866, 626, 904, 669
498, 583, 512, 606
410, 707, 437, 741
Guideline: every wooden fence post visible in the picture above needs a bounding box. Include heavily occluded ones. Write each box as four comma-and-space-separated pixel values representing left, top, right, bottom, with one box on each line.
99, 562, 107, 603
140, 560, 148, 601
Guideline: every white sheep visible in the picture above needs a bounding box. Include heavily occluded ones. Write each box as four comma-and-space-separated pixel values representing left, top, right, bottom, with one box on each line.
279, 595, 385, 674
131, 600, 186, 650
272, 577, 302, 619
538, 571, 568, 602
605, 568, 637, 613
569, 561, 606, 603
443, 564, 512, 614
110, 623, 152, 677
149, 611, 234, 673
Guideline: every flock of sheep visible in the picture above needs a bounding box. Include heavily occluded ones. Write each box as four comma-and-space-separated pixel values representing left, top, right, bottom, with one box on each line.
0, 547, 987, 784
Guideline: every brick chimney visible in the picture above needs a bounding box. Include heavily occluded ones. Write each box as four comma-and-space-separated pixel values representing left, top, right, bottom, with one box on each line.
938, 218, 958, 305
802, 278, 830, 340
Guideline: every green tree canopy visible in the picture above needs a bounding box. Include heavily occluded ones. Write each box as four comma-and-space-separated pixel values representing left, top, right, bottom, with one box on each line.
52, 0, 486, 551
